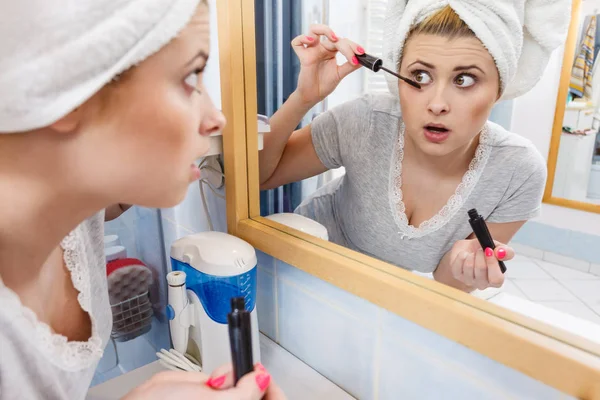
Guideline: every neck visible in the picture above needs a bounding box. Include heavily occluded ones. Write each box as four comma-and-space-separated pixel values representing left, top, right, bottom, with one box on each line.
404, 128, 481, 176
0, 132, 107, 292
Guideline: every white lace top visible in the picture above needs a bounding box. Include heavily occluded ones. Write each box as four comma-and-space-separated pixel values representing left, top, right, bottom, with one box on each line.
296, 93, 547, 272
0, 212, 111, 400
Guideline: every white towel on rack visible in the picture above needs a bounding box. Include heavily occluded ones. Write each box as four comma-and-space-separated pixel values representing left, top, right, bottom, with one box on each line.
383, 0, 571, 100
0, 0, 200, 133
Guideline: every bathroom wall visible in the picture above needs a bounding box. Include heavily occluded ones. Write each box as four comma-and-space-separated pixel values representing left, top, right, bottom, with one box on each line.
509, 14, 600, 264
93, 207, 172, 386
256, 251, 574, 400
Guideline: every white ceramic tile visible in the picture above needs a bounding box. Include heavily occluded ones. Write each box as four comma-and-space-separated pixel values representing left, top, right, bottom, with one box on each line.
260, 335, 354, 400
489, 293, 600, 345
379, 310, 565, 400
504, 259, 552, 280
542, 252, 591, 273
257, 268, 277, 340
560, 280, 600, 305
537, 260, 600, 280
591, 263, 600, 277
510, 243, 544, 259
536, 301, 600, 324
512, 280, 579, 302
174, 183, 211, 233
277, 279, 376, 400
501, 280, 528, 299
277, 261, 379, 325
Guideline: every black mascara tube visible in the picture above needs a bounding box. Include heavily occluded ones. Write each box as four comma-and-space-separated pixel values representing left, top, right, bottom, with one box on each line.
228, 297, 254, 385
468, 209, 507, 274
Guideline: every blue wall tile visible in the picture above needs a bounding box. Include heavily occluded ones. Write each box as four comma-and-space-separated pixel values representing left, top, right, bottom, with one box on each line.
513, 221, 600, 264
257, 266, 277, 340
277, 279, 377, 400
257, 250, 275, 274
277, 261, 380, 325
379, 310, 565, 400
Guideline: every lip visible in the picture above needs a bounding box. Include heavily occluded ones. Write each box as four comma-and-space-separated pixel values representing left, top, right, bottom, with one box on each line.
423, 124, 451, 144
425, 123, 450, 130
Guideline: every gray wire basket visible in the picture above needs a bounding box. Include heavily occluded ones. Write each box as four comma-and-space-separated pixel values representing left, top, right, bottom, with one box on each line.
110, 291, 153, 342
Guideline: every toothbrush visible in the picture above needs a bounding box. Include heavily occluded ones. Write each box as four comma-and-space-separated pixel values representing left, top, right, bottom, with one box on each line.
355, 53, 422, 89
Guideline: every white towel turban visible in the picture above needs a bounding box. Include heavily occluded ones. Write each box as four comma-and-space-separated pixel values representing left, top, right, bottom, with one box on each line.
0, 0, 201, 133
383, 0, 572, 100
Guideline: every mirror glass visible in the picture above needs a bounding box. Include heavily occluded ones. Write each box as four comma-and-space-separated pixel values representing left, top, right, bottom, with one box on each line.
551, 8, 600, 205
254, 0, 600, 344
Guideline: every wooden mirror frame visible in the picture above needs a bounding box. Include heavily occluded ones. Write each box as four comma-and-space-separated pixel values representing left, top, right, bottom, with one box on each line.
544, 0, 600, 214
216, 0, 600, 397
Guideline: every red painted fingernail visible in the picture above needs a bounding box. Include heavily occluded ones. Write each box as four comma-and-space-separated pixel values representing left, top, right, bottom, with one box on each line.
352, 56, 359, 65
256, 372, 271, 391
485, 248, 494, 257
306, 36, 314, 41
331, 33, 338, 41
206, 375, 226, 388
255, 362, 266, 372
497, 248, 507, 260
357, 46, 365, 54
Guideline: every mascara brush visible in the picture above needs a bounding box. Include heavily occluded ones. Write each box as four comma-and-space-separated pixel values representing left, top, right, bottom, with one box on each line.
355, 53, 421, 89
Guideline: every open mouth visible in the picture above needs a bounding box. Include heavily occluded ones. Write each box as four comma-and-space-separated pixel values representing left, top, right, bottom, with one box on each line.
425, 125, 449, 133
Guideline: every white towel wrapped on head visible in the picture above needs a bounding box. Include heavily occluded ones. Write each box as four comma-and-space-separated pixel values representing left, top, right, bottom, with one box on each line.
383, 0, 571, 100
0, 0, 201, 133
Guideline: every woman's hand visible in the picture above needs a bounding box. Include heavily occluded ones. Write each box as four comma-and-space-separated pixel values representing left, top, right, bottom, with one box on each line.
447, 239, 514, 291
292, 24, 364, 106
123, 363, 285, 400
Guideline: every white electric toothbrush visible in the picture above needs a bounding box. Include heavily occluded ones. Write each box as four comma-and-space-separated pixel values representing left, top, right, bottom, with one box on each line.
166, 271, 191, 355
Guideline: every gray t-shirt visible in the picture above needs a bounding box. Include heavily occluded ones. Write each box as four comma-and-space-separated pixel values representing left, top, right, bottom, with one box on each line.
296, 93, 546, 273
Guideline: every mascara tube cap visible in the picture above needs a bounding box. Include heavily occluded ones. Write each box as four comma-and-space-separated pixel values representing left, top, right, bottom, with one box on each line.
356, 53, 382, 72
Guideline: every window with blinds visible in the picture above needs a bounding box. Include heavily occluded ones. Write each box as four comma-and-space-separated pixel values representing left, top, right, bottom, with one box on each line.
364, 0, 389, 94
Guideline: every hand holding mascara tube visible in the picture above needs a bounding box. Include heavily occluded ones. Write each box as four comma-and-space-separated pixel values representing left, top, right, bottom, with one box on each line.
468, 208, 507, 274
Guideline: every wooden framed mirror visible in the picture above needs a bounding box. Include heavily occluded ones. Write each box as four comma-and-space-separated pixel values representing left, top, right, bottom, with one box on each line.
545, 0, 600, 214
217, 0, 600, 397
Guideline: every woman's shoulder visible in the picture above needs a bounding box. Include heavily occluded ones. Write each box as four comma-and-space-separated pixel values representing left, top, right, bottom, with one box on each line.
330, 92, 401, 118
485, 121, 547, 178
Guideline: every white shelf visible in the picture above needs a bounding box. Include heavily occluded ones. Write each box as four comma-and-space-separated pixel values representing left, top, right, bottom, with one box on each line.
86, 334, 353, 400
203, 118, 270, 158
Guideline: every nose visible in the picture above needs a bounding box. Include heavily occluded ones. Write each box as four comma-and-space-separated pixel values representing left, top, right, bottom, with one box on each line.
427, 86, 450, 116
199, 99, 226, 137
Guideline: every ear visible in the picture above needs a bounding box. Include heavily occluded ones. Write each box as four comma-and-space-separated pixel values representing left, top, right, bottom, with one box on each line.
49, 107, 82, 133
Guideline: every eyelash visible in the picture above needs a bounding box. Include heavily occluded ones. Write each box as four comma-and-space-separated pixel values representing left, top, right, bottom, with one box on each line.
185, 68, 205, 94
410, 70, 478, 88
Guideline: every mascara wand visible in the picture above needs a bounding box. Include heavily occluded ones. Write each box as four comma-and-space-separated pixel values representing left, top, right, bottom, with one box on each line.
355, 53, 421, 89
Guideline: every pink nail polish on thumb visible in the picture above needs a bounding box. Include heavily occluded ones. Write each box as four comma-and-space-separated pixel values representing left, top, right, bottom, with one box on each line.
256, 373, 271, 391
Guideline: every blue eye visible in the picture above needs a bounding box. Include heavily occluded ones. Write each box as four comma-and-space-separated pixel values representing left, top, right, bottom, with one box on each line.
455, 74, 476, 88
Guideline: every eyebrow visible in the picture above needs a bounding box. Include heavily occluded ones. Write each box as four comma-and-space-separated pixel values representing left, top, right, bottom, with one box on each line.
186, 50, 209, 68
407, 60, 485, 74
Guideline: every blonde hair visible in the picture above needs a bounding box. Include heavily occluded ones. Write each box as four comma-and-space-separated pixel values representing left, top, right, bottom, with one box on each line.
399, 6, 476, 70
409, 6, 475, 39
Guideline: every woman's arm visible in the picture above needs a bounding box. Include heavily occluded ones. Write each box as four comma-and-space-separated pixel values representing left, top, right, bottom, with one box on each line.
259, 94, 327, 189
433, 221, 523, 291
259, 24, 362, 188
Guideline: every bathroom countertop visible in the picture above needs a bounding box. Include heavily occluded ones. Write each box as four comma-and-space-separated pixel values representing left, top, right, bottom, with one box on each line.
86, 334, 354, 400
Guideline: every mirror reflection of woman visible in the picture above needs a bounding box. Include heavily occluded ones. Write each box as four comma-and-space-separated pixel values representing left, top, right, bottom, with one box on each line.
259, 1, 570, 292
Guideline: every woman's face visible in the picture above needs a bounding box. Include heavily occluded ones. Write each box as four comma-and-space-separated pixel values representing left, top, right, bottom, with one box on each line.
78, 3, 225, 208
398, 33, 499, 157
